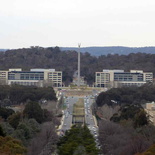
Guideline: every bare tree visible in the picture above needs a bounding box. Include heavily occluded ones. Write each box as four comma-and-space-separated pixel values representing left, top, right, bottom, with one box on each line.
27, 122, 58, 155
41, 101, 57, 115
98, 120, 151, 155
98, 104, 120, 120
129, 136, 151, 155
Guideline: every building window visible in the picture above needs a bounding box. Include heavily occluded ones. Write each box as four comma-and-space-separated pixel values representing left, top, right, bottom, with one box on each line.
58, 73, 61, 76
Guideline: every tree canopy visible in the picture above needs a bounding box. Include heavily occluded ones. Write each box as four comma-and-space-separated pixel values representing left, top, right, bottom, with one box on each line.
0, 85, 56, 106
96, 84, 155, 107
57, 125, 99, 155
0, 125, 5, 137
8, 112, 21, 129
0, 136, 27, 155
23, 101, 44, 123
110, 104, 149, 128
0, 107, 14, 120
138, 144, 155, 155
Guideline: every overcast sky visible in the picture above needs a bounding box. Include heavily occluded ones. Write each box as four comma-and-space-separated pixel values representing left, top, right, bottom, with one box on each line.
0, 0, 155, 49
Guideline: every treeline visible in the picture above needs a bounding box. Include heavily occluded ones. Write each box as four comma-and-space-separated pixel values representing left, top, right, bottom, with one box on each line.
0, 85, 56, 106
96, 83, 155, 107
0, 47, 155, 85
0, 101, 59, 154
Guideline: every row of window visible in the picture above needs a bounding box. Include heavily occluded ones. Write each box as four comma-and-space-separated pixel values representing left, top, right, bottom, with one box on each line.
20, 75, 44, 80
96, 80, 109, 82
96, 74, 109, 76
121, 83, 144, 86
11, 81, 39, 86
49, 73, 62, 76
96, 78, 109, 81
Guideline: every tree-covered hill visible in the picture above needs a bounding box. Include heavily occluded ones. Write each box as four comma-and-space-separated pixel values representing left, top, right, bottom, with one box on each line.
0, 46, 155, 85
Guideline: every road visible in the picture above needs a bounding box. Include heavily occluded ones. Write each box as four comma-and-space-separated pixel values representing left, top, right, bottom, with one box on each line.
84, 96, 98, 137
61, 96, 78, 131
60, 94, 98, 138
56, 88, 102, 149
58, 92, 101, 149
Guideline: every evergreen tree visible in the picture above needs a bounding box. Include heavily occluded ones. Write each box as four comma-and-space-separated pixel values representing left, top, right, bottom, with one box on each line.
57, 125, 99, 155
23, 101, 43, 123
0, 125, 5, 137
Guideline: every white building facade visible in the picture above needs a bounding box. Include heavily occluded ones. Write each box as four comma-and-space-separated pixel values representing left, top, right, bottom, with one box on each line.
0, 71, 8, 85
0, 68, 62, 87
95, 69, 153, 88
145, 102, 155, 125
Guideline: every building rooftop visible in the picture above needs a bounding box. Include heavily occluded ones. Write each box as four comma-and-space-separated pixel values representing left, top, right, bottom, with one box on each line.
103, 69, 124, 73
30, 69, 55, 72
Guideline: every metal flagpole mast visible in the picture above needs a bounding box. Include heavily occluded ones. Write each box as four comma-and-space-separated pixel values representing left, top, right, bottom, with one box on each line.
78, 43, 81, 88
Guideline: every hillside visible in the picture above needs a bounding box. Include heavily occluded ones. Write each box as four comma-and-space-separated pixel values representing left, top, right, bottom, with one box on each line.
0, 46, 155, 85
61, 46, 155, 56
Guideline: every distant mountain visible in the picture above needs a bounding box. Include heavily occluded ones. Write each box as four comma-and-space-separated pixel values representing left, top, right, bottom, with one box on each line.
60, 46, 155, 56
0, 49, 7, 52
1, 47, 155, 56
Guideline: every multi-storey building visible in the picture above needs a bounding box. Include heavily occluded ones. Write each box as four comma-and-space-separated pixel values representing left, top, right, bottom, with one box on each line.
95, 69, 153, 88
0, 71, 8, 85
145, 102, 155, 125
31, 69, 62, 87
0, 68, 62, 87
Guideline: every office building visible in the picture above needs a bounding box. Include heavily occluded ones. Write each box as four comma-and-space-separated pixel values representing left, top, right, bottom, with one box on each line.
145, 102, 155, 125
0, 71, 8, 85
0, 68, 62, 87
95, 69, 153, 88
